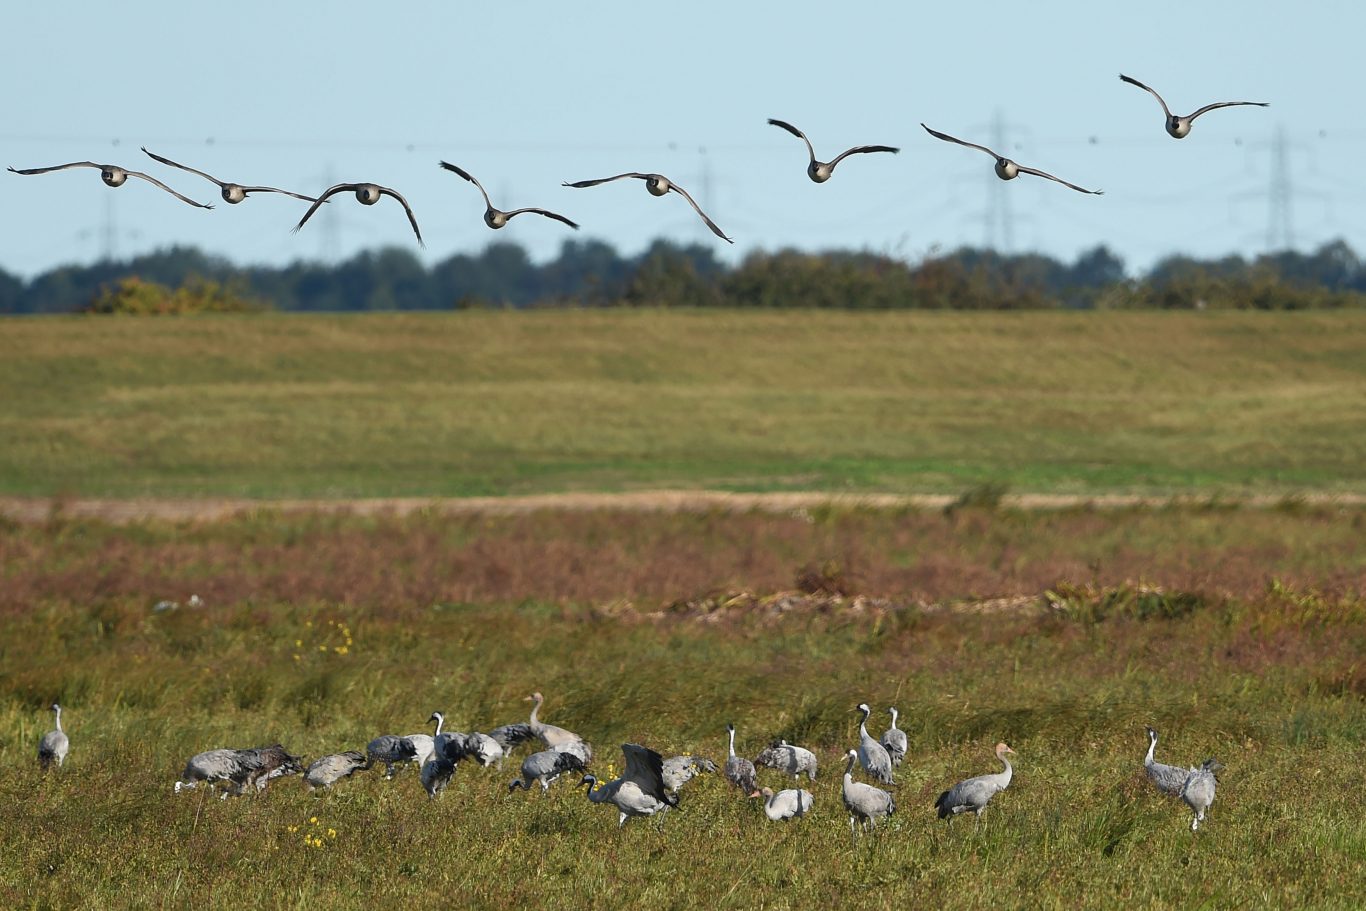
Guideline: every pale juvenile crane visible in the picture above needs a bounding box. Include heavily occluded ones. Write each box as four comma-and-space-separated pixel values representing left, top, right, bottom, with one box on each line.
38, 703, 69, 770
508, 747, 588, 793
439, 161, 579, 230
562, 172, 733, 243
757, 786, 815, 822
842, 749, 896, 836
8, 161, 214, 208
921, 124, 1103, 195
935, 742, 1016, 827
1119, 74, 1268, 139
1143, 727, 1190, 796
881, 707, 908, 768
724, 723, 760, 796
856, 704, 895, 785
661, 755, 718, 793
525, 691, 585, 750
141, 147, 320, 204
754, 739, 818, 781
304, 751, 369, 790
766, 118, 899, 183
293, 182, 423, 246
578, 743, 677, 828
1182, 758, 1222, 832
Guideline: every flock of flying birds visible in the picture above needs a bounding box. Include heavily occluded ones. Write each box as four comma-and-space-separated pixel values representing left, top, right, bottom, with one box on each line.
8, 76, 1267, 249
36, 697, 1220, 835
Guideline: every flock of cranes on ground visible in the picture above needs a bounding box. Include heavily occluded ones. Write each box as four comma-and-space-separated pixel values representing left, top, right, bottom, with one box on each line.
8, 76, 1266, 250
36, 696, 1220, 835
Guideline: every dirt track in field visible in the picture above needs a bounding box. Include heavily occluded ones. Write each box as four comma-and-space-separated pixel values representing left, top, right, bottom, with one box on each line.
2, 490, 1363, 524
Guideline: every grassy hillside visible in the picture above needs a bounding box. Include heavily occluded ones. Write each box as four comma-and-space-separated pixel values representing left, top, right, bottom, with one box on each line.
1, 310, 1364, 498
2, 507, 1364, 908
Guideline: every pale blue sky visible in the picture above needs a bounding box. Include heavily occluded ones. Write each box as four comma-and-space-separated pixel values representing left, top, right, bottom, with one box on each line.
3, 1, 1361, 279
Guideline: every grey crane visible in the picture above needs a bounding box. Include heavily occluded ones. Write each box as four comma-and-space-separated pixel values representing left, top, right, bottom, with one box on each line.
439, 161, 579, 230
661, 755, 718, 793
508, 747, 588, 793
766, 118, 899, 183
881, 707, 908, 768
293, 182, 423, 246
141, 147, 320, 204
1182, 758, 1222, 831
856, 704, 895, 785
754, 739, 818, 781
757, 786, 815, 822
1143, 727, 1191, 796
174, 744, 303, 797
724, 723, 760, 796
842, 749, 896, 836
366, 730, 433, 779
935, 742, 1016, 827
38, 703, 69, 770
578, 743, 678, 828
488, 722, 537, 756
8, 161, 214, 208
525, 691, 586, 750
921, 123, 1103, 195
304, 751, 369, 790
1119, 74, 1268, 139
562, 172, 733, 243
421, 752, 457, 799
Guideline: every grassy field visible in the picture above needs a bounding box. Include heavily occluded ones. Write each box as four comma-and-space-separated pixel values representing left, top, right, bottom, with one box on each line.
3, 506, 1365, 909
1, 309, 1364, 499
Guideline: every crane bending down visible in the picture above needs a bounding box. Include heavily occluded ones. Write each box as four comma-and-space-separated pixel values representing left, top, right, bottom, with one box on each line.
754, 739, 818, 781
578, 743, 677, 828
842, 749, 896, 836
174, 744, 303, 797
661, 755, 718, 793
935, 742, 1015, 827
304, 751, 369, 790
724, 723, 760, 796
508, 748, 588, 793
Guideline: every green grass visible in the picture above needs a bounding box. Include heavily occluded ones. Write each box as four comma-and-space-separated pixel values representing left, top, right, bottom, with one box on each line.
2, 508, 1365, 908
2, 309, 1365, 498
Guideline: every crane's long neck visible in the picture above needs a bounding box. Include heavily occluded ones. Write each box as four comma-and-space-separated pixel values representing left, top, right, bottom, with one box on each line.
432, 714, 444, 736
581, 777, 606, 803
890, 708, 899, 729
529, 695, 543, 728
858, 708, 871, 737
996, 752, 1014, 787
728, 727, 736, 758
1145, 734, 1157, 767
53, 707, 63, 732
844, 753, 857, 780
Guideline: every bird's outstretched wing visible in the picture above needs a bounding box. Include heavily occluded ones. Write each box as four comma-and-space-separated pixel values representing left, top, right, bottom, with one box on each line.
7, 161, 102, 176
126, 170, 214, 208
237, 186, 321, 202
621, 743, 677, 806
378, 185, 424, 246
1189, 100, 1270, 121
141, 147, 224, 186
293, 183, 357, 233
562, 173, 650, 189
504, 207, 580, 229
767, 118, 817, 164
920, 124, 1000, 159
829, 144, 900, 168
1119, 74, 1173, 119
666, 181, 733, 243
1015, 164, 1103, 195
439, 160, 493, 208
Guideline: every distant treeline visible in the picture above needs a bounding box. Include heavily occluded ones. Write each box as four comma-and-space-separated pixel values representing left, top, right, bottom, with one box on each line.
3, 238, 1366, 313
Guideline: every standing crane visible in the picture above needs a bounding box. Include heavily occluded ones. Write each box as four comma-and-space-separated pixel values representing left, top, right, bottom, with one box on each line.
38, 703, 69, 770
723, 723, 760, 796
934, 742, 1016, 827
1182, 759, 1222, 832
1143, 727, 1193, 795
754, 739, 818, 781
881, 707, 908, 768
841, 749, 896, 837
856, 704, 895, 785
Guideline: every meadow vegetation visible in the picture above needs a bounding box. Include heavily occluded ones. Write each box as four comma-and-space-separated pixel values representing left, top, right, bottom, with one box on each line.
2, 309, 1364, 499
2, 506, 1364, 908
